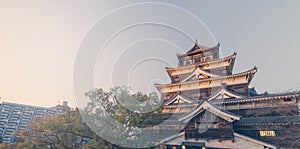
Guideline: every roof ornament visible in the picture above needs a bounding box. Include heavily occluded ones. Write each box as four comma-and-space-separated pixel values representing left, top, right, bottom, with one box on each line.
194, 39, 200, 48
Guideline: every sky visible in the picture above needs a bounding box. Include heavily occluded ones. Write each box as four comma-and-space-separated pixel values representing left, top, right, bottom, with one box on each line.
1, 0, 300, 107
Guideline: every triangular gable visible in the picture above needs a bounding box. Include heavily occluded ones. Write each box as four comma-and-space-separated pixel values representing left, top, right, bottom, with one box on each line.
165, 94, 194, 106
187, 42, 209, 53
208, 87, 245, 101
181, 66, 220, 82
179, 100, 240, 123
185, 42, 220, 54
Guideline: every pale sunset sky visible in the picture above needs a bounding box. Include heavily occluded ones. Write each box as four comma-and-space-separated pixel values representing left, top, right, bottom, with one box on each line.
1, 1, 300, 107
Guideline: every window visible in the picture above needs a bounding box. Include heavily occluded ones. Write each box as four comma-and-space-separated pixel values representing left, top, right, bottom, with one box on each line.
235, 87, 245, 94
201, 91, 209, 98
212, 122, 219, 129
185, 61, 191, 65
283, 98, 292, 102
206, 56, 212, 61
173, 77, 180, 82
195, 57, 200, 63
190, 92, 198, 98
259, 131, 276, 137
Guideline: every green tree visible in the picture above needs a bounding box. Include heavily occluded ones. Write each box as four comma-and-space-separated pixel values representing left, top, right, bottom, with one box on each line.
0, 87, 162, 149
82, 86, 164, 148
0, 108, 113, 149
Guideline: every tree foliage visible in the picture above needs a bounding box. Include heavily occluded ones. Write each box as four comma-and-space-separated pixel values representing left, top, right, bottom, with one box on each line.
83, 87, 163, 127
82, 87, 164, 147
0, 87, 162, 148
0, 108, 114, 149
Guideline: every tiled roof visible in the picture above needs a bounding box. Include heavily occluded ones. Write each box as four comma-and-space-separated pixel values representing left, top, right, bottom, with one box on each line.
177, 42, 220, 57
211, 91, 300, 104
234, 116, 300, 126
160, 120, 185, 126
166, 53, 236, 71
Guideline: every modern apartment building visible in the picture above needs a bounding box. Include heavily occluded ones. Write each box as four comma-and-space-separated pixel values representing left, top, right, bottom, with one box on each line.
0, 101, 68, 143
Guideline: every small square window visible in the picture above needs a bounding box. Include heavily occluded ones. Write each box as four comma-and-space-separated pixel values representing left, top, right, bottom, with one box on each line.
283, 98, 292, 102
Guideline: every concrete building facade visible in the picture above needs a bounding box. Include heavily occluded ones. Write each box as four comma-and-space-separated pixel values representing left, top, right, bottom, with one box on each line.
0, 101, 68, 143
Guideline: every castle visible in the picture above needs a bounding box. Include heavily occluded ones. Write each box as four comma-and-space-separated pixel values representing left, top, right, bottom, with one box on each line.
154, 41, 300, 148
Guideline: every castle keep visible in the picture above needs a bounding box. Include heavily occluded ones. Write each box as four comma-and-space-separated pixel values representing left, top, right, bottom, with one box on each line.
155, 41, 300, 149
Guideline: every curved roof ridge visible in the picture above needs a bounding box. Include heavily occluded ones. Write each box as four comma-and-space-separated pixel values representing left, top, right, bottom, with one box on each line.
155, 67, 258, 87
178, 42, 220, 57
166, 53, 236, 71
234, 133, 277, 149
187, 41, 210, 53
211, 91, 300, 104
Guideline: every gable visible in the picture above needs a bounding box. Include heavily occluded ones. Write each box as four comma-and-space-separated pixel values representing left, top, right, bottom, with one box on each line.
182, 67, 220, 82
184, 110, 233, 131
179, 100, 240, 123
208, 87, 245, 101
165, 94, 194, 106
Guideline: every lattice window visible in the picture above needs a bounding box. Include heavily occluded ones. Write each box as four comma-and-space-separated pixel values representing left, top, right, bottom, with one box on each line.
259, 130, 276, 137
